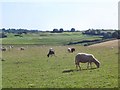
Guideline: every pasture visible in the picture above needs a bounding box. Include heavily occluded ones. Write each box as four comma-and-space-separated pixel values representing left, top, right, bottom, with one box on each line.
1, 41, 118, 88
1, 32, 102, 45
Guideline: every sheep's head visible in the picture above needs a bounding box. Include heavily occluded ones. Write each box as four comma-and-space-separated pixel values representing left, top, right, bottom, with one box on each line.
94, 60, 100, 68
47, 54, 49, 57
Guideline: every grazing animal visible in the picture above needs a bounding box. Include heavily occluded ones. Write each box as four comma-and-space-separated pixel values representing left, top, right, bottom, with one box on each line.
75, 53, 100, 70
9, 46, 13, 48
68, 47, 75, 53
8, 45, 14, 51
47, 48, 55, 57
1, 47, 7, 51
20, 47, 25, 50
68, 48, 71, 52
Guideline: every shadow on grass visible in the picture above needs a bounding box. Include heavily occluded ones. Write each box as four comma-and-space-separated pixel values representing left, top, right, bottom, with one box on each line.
62, 67, 97, 73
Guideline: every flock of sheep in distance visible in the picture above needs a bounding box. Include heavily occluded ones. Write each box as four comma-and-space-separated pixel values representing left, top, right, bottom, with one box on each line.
1, 45, 101, 70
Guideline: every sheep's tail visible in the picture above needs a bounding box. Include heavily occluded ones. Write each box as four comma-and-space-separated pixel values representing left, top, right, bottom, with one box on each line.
75, 57, 78, 65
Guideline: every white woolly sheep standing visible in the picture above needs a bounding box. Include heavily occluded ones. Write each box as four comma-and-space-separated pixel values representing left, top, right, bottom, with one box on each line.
75, 53, 100, 70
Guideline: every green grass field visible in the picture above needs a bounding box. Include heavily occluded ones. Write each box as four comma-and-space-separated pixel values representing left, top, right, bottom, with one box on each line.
1, 32, 102, 45
1, 32, 118, 88
2, 44, 118, 88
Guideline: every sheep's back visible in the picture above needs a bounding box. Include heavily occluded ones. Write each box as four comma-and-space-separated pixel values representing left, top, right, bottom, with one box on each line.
75, 53, 93, 63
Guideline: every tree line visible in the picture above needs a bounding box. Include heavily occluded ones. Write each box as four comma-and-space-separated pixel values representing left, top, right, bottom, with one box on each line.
82, 29, 120, 39
0, 28, 119, 39
0, 28, 76, 38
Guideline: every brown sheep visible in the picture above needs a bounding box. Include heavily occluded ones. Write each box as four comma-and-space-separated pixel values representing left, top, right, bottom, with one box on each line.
75, 53, 100, 70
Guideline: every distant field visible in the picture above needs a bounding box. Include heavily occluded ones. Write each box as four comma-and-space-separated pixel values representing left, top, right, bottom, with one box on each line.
1, 32, 102, 45
2, 42, 118, 88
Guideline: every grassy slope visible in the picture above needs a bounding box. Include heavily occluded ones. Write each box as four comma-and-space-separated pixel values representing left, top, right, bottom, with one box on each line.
2, 45, 118, 88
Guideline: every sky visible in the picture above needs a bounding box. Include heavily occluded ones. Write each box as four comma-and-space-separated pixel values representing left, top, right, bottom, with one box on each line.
0, 0, 119, 31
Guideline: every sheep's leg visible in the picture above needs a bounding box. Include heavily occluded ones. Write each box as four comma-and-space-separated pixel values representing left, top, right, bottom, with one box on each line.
77, 63, 81, 70
76, 65, 81, 70
76, 65, 78, 70
54, 54, 56, 57
90, 62, 92, 69
87, 62, 90, 69
78, 64, 81, 70
76, 64, 81, 70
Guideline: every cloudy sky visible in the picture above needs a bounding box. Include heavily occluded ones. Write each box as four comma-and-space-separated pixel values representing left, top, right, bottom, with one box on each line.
0, 0, 119, 31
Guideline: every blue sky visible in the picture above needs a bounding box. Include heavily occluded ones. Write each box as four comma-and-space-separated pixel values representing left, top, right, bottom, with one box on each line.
0, 0, 119, 31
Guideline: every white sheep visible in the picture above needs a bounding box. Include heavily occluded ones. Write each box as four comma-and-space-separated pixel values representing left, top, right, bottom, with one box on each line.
75, 53, 100, 70
68, 48, 71, 52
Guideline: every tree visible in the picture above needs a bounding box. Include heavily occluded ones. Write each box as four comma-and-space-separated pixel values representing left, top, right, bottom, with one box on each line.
2, 28, 5, 32
103, 32, 112, 38
112, 30, 120, 39
59, 28, 64, 33
71, 28, 75, 32
96, 30, 101, 35
52, 28, 59, 33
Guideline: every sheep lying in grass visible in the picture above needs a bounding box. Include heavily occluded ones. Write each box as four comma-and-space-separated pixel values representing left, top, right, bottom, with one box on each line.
68, 47, 75, 53
75, 53, 100, 70
47, 48, 55, 57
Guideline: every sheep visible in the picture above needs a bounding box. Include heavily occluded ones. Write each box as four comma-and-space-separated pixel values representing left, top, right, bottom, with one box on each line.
68, 47, 75, 53
68, 48, 71, 53
47, 48, 55, 57
75, 53, 100, 70
8, 45, 14, 51
20, 47, 25, 50
9, 45, 13, 48
71, 48, 75, 52
1, 47, 7, 51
